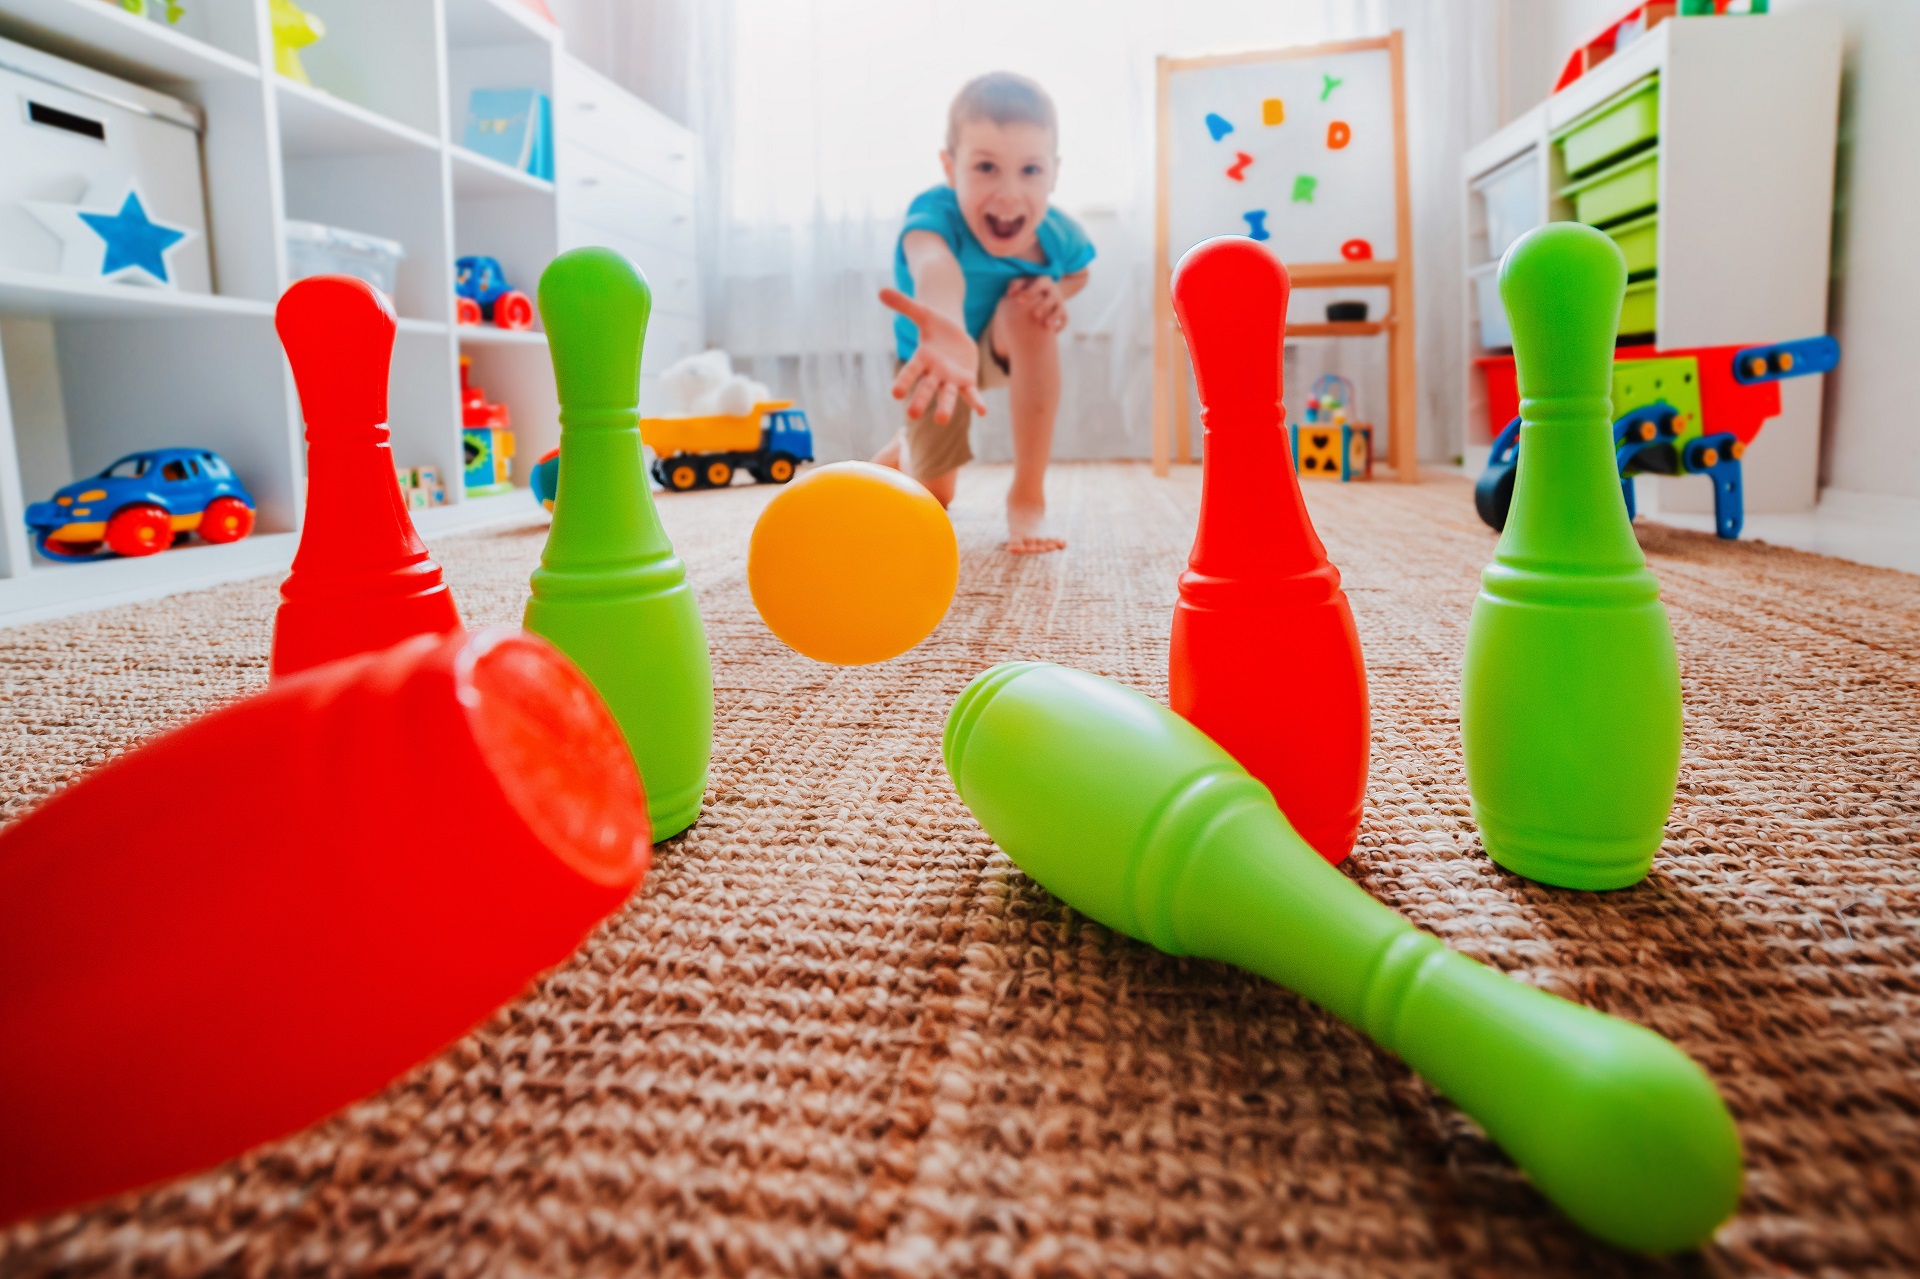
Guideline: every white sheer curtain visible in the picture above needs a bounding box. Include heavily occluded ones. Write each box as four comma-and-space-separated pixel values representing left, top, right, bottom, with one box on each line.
558, 0, 1500, 467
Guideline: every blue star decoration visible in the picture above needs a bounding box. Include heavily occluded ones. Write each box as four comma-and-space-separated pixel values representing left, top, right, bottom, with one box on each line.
78, 191, 188, 284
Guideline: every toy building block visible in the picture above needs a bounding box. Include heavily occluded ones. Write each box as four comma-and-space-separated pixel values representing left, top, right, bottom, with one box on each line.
0, 627, 651, 1227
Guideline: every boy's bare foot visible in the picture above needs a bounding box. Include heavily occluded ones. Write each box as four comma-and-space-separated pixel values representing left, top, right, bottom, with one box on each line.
1007, 500, 1065, 554
871, 432, 904, 470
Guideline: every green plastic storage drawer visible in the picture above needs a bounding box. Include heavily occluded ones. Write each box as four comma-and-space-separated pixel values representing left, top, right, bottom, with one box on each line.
1606, 210, 1658, 278
1556, 77, 1660, 177
1561, 148, 1659, 227
1619, 278, 1657, 338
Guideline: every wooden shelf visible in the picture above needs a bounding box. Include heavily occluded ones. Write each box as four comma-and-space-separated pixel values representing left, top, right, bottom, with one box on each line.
451, 145, 555, 198
1287, 321, 1387, 338
412, 485, 546, 538
276, 77, 439, 158
0, 0, 258, 84
0, 269, 274, 320
5, 532, 297, 628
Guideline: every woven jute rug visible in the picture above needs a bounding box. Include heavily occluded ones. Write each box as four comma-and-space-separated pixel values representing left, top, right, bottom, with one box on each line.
1, 462, 1915, 1278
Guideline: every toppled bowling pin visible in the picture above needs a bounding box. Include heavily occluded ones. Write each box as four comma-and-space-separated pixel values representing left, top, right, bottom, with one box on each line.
1168, 236, 1369, 863
1462, 224, 1681, 889
0, 627, 651, 1226
272, 276, 461, 677
943, 661, 1742, 1255
525, 248, 712, 840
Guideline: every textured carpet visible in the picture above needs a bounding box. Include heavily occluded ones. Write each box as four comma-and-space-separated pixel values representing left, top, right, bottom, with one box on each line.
1, 462, 1916, 1278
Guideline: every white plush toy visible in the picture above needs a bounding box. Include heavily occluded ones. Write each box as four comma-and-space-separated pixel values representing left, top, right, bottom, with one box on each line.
658, 349, 772, 417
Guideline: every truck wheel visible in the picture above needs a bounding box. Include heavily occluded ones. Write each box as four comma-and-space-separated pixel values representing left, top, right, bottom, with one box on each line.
106, 505, 176, 557
763, 455, 796, 484
704, 460, 733, 488
1473, 461, 1516, 533
666, 461, 700, 492
198, 497, 255, 544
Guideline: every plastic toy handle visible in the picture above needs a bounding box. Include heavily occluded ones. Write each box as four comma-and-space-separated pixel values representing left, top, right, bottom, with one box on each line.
0, 627, 650, 1226
538, 248, 651, 415
944, 662, 1742, 1254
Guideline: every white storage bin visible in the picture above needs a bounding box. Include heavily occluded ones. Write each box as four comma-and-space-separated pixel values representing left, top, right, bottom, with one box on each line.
1471, 262, 1512, 351
285, 221, 405, 297
0, 35, 212, 292
1472, 152, 1542, 263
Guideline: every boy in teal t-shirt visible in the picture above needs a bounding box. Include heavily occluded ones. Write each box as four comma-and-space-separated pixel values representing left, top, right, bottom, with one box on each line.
875, 72, 1094, 554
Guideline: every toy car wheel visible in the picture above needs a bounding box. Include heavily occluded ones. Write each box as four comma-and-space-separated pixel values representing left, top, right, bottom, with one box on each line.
762, 455, 797, 484
704, 460, 733, 488
493, 290, 535, 330
198, 497, 255, 545
1473, 462, 1516, 533
105, 504, 176, 557
456, 297, 483, 325
667, 462, 700, 492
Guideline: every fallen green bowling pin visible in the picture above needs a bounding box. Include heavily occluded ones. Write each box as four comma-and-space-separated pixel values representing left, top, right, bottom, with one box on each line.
526, 248, 712, 839
944, 661, 1741, 1255
1463, 222, 1682, 889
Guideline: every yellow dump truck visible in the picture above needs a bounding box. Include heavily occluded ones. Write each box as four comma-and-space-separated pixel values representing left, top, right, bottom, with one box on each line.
639, 400, 816, 491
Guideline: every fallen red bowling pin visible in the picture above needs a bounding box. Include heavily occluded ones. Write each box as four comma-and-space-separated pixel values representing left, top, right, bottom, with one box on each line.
1168, 236, 1369, 863
272, 275, 461, 677
0, 627, 650, 1226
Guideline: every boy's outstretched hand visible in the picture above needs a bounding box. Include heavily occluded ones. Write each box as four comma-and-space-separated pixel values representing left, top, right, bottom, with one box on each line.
881, 287, 990, 426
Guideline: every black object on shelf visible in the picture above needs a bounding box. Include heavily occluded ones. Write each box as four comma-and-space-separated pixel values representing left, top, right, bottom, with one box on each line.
1326, 301, 1369, 323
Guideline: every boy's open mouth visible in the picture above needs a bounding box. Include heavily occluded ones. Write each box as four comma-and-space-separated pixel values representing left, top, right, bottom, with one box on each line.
983, 212, 1027, 241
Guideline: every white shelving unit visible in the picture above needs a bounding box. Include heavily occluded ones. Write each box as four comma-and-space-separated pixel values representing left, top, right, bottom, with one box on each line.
1460, 11, 1841, 517
0, 0, 704, 626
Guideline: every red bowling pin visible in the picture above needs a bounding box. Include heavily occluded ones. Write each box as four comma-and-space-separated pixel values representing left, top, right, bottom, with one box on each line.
0, 627, 651, 1226
272, 275, 461, 677
1168, 236, 1369, 863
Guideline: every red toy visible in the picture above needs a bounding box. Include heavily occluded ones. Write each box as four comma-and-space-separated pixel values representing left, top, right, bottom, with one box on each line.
1167, 237, 1370, 864
273, 275, 462, 677
0, 627, 651, 1227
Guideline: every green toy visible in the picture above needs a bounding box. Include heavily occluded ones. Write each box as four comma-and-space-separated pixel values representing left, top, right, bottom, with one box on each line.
943, 661, 1742, 1254
1461, 223, 1681, 890
525, 249, 712, 840
270, 0, 326, 85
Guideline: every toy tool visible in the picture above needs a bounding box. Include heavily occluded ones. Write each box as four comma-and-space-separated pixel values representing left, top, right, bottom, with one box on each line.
748, 461, 958, 666
1462, 223, 1681, 890
943, 661, 1742, 1255
525, 248, 712, 840
1168, 236, 1369, 864
272, 275, 461, 678
0, 627, 650, 1227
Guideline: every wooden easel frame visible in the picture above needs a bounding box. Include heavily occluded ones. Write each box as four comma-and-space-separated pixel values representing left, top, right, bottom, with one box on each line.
1153, 32, 1418, 481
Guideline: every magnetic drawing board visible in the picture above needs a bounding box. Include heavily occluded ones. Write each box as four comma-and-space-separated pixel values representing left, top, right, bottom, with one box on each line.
1162, 41, 1405, 271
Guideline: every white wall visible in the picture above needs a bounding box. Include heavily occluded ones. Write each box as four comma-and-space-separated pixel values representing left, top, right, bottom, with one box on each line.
1501, 0, 1920, 503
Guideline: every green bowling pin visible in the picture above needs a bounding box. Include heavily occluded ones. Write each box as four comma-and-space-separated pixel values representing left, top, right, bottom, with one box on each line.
1462, 223, 1682, 890
944, 661, 1742, 1255
525, 248, 712, 839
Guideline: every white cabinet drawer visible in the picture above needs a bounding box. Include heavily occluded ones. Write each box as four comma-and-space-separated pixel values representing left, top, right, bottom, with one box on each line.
556, 60, 696, 196
557, 143, 697, 259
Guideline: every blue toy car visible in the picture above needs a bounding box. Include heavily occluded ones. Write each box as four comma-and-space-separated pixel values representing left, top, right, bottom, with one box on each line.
25, 448, 256, 561
454, 255, 534, 330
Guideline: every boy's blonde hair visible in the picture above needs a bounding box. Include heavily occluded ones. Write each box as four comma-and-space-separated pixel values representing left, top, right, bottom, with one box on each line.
946, 72, 1058, 154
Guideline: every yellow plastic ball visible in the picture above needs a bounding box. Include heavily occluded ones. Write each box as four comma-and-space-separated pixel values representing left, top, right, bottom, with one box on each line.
748, 461, 959, 665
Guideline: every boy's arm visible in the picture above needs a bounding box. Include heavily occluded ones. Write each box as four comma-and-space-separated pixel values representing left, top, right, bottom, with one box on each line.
879, 231, 988, 426
1006, 268, 1091, 332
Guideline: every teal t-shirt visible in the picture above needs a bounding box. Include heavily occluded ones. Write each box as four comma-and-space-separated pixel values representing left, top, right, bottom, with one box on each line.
893, 185, 1096, 360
